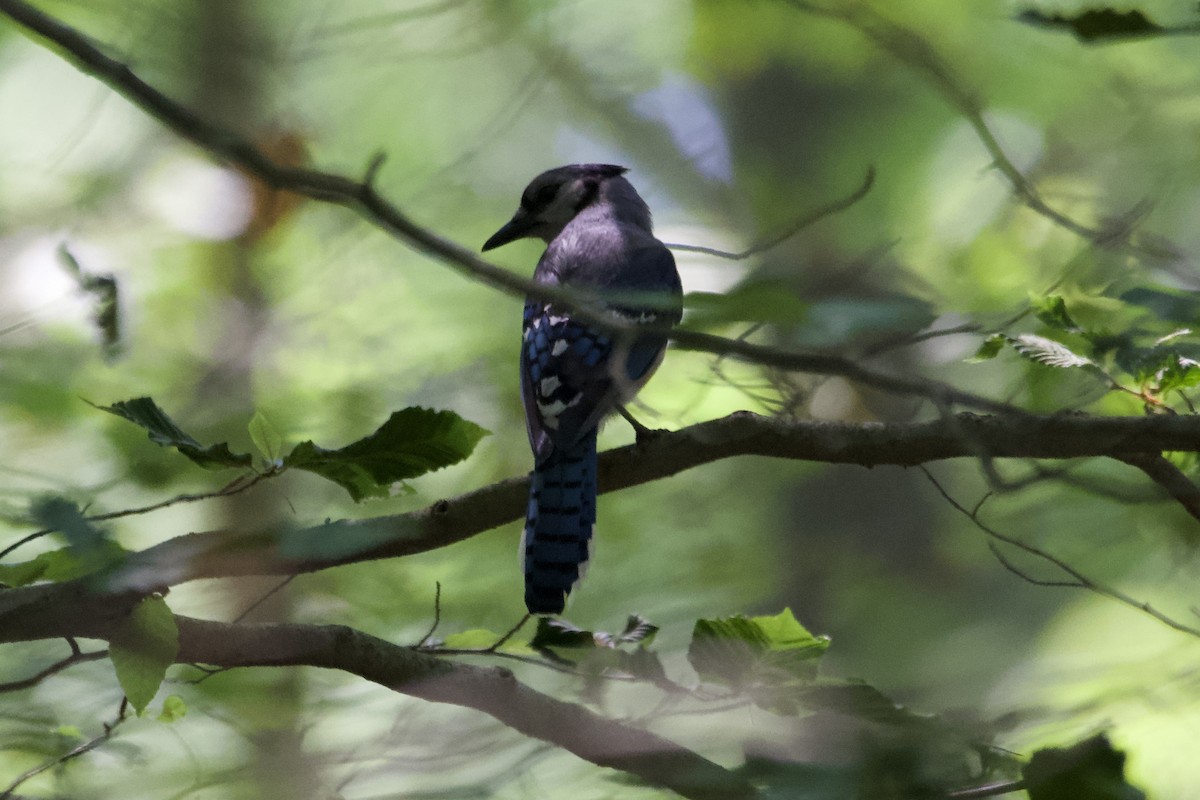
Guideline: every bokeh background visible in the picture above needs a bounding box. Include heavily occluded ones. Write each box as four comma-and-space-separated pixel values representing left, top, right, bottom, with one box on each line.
3, 0, 1200, 797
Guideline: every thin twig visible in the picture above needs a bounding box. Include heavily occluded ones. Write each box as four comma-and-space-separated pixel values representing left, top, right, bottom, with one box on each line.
945, 779, 1026, 799
1, 470, 269, 560
663, 167, 876, 259
0, 697, 129, 799
415, 582, 442, 648
921, 467, 1200, 639
484, 614, 530, 653
231, 574, 296, 623
0, 647, 108, 693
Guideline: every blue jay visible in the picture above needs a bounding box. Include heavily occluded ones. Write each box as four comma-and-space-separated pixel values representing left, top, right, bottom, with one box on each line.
483, 164, 682, 614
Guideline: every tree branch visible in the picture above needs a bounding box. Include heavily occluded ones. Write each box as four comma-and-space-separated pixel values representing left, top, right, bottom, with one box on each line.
5, 410, 1200, 626
8, 608, 757, 800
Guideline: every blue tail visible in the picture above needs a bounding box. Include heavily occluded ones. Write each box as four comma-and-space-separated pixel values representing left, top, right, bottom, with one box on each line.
523, 431, 597, 614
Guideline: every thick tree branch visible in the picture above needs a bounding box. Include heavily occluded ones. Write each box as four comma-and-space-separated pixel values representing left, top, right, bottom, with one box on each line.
0, 0, 1024, 417
4, 411, 1200, 617
2, 604, 755, 800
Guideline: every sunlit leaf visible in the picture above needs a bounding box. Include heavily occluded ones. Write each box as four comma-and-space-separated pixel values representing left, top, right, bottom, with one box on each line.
0, 541, 128, 586
157, 694, 188, 723
1032, 295, 1081, 332
96, 397, 252, 470
109, 595, 179, 716
284, 407, 489, 501
967, 333, 1007, 363
248, 410, 283, 463
688, 608, 829, 689
440, 629, 538, 656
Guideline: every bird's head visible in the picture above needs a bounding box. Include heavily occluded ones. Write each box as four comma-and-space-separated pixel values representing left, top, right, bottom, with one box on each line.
482, 164, 631, 251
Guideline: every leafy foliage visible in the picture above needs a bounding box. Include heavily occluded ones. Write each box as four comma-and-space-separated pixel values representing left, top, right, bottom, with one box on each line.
284, 407, 489, 501
97, 397, 252, 470
108, 596, 179, 715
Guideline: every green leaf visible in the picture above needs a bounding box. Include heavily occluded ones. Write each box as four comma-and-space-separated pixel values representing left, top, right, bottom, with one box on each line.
683, 280, 808, 326
688, 608, 829, 690
1017, 8, 1167, 43
248, 411, 283, 463
1024, 735, 1146, 800
96, 397, 252, 470
284, 407, 489, 501
967, 333, 1007, 363
1032, 295, 1081, 332
157, 694, 188, 723
0, 541, 128, 586
109, 595, 180, 715
1011, 334, 1094, 369
440, 628, 537, 656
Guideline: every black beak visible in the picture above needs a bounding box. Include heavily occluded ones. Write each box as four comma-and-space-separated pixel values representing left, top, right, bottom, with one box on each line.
482, 211, 534, 251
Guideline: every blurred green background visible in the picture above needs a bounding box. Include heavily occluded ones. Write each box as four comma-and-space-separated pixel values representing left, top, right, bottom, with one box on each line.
3, 0, 1200, 797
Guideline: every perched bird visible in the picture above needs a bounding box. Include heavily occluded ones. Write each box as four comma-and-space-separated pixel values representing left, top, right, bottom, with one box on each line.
483, 164, 683, 615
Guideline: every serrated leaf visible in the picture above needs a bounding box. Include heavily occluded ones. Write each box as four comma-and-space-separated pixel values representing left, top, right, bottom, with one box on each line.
109, 596, 179, 715
1032, 295, 1081, 332
1024, 735, 1146, 800
1011, 334, 1094, 369
96, 397, 252, 470
967, 334, 1007, 363
688, 608, 829, 691
284, 407, 489, 501
157, 694, 188, 723
248, 411, 283, 463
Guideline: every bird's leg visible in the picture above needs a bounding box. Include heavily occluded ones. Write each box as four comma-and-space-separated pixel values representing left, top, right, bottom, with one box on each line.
618, 405, 662, 446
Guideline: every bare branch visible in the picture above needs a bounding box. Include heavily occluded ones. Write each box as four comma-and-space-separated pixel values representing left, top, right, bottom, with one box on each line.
0, 646, 108, 693
922, 467, 1200, 639
663, 167, 876, 259
1, 697, 128, 799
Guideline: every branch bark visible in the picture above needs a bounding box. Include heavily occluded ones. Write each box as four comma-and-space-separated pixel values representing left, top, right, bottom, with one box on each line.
3, 410, 1200, 614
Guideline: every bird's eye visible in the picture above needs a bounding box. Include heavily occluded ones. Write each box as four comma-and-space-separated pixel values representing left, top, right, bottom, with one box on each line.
533, 184, 558, 206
